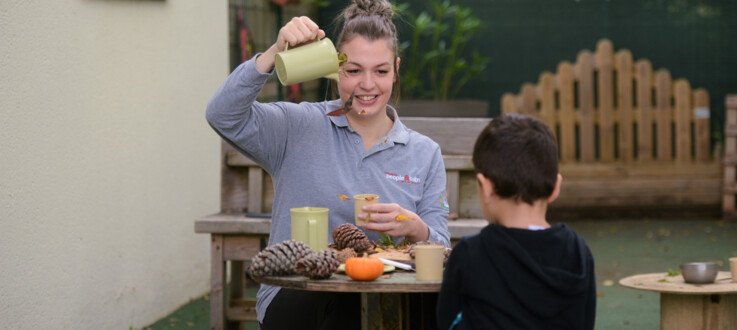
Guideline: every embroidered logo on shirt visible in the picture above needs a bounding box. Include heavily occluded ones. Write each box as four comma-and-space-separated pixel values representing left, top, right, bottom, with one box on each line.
385, 172, 421, 184
439, 192, 450, 211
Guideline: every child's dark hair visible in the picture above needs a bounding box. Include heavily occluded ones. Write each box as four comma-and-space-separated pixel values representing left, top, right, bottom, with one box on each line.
472, 113, 559, 205
334, 0, 400, 103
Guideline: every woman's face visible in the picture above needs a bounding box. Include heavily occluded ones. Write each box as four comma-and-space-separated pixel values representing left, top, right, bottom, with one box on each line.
338, 36, 398, 118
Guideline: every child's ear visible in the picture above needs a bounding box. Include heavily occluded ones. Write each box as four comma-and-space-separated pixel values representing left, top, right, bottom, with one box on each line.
476, 173, 494, 200
547, 174, 563, 203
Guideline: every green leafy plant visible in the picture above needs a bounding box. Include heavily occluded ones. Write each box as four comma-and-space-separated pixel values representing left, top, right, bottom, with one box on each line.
379, 233, 396, 248
397, 1, 489, 100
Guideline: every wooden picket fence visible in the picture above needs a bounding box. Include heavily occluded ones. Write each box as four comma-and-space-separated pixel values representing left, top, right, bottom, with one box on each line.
501, 39, 712, 164
500, 39, 722, 217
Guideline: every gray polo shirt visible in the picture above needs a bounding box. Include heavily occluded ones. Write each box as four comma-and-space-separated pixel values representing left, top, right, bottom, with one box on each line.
206, 57, 450, 322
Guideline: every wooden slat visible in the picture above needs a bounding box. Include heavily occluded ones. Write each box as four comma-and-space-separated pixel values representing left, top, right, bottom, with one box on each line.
595, 39, 615, 162
635, 59, 654, 161
229, 152, 474, 172
674, 79, 692, 161
557, 62, 576, 162
723, 95, 737, 215
223, 236, 263, 260
615, 50, 634, 162
197, 212, 488, 241
401, 117, 491, 155
222, 143, 250, 213
442, 154, 473, 170
693, 89, 710, 161
445, 170, 460, 216
654, 70, 673, 161
560, 161, 721, 178
500, 93, 516, 114
195, 213, 272, 234
538, 72, 556, 130
247, 167, 264, 213
728, 95, 737, 108
211, 235, 226, 330
227, 298, 258, 322
577, 51, 596, 162
520, 83, 536, 116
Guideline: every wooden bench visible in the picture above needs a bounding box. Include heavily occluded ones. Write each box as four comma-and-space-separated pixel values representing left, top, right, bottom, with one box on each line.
499, 39, 722, 218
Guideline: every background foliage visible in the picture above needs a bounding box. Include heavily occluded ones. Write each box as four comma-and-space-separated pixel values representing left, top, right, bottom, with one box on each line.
320, 0, 737, 139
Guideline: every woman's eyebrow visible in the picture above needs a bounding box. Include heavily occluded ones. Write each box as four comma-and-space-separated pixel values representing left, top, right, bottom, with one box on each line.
344, 61, 392, 68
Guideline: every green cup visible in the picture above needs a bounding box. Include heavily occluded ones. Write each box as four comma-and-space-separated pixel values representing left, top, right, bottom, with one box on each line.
275, 38, 347, 85
290, 207, 329, 251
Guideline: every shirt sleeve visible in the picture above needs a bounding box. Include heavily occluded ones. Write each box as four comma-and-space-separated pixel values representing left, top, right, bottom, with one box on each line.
205, 56, 293, 174
418, 144, 450, 246
437, 239, 466, 329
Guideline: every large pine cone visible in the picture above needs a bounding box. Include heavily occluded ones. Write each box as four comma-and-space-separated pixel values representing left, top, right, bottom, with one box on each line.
332, 223, 373, 253
294, 250, 340, 279
248, 240, 312, 277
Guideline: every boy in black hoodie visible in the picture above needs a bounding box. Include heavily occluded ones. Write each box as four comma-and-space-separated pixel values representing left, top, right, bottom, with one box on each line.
437, 114, 596, 329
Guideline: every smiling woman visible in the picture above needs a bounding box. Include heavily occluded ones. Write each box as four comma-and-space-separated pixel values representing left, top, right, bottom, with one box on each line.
205, 0, 450, 328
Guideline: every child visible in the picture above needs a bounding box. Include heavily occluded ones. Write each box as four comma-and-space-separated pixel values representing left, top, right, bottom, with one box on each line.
437, 113, 596, 329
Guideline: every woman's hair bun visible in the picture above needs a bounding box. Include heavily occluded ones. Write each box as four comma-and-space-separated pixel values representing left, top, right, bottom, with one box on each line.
343, 0, 394, 21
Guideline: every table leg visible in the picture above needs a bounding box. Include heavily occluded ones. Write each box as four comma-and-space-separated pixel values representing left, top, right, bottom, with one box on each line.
361, 293, 403, 330
660, 293, 737, 330
211, 235, 225, 330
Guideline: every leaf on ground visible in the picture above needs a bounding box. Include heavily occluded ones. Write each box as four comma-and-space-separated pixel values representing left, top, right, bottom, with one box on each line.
666, 268, 680, 276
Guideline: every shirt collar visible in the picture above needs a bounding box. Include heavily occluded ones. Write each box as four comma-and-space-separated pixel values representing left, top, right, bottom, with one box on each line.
326, 101, 410, 145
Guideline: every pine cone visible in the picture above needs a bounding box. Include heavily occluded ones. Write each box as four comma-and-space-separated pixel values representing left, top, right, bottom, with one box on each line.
248, 240, 313, 277
335, 247, 357, 263
332, 223, 373, 253
294, 250, 340, 279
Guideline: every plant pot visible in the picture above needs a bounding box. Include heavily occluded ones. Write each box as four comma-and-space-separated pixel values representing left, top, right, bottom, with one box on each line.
396, 99, 489, 118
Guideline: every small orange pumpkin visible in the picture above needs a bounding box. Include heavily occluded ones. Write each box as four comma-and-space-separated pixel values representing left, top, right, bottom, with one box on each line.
345, 256, 384, 281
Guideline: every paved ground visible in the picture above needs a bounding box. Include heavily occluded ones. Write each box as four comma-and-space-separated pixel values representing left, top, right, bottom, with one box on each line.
144, 218, 737, 329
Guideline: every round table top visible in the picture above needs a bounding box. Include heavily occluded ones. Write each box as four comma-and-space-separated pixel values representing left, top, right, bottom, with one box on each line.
254, 271, 441, 293
619, 271, 737, 294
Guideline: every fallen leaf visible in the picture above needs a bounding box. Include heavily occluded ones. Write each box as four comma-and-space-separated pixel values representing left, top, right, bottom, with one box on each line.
603, 280, 614, 286
339, 194, 349, 201
395, 214, 411, 221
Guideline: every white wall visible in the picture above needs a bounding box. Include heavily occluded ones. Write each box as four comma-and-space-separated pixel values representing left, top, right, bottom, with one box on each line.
0, 1, 227, 328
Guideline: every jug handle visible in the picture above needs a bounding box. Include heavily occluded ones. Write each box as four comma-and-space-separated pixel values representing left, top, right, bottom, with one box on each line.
284, 35, 320, 52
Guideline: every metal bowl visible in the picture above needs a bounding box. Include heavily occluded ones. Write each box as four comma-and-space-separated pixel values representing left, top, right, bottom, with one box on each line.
680, 261, 718, 284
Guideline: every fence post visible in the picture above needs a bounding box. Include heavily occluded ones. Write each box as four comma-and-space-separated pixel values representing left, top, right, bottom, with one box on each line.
723, 94, 737, 220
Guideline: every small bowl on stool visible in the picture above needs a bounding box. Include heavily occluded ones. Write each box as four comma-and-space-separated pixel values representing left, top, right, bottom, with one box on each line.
680, 261, 718, 284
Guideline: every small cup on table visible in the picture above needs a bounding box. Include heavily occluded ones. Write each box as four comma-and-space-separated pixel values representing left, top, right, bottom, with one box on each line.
414, 244, 445, 282
353, 194, 379, 226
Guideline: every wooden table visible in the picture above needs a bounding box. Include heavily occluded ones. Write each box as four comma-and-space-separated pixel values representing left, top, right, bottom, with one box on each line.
196, 213, 484, 330
254, 271, 441, 330
619, 272, 737, 330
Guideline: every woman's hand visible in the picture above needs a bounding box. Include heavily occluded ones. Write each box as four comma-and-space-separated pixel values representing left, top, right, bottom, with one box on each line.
256, 16, 326, 73
358, 203, 430, 243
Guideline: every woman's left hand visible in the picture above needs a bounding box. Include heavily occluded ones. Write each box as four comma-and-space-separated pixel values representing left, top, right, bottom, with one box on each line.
358, 203, 429, 243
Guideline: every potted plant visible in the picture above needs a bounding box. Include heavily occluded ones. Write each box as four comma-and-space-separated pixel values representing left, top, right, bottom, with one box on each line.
395, 1, 490, 117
